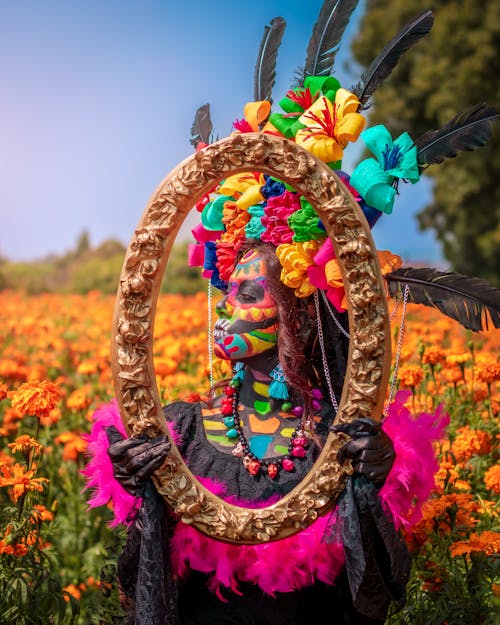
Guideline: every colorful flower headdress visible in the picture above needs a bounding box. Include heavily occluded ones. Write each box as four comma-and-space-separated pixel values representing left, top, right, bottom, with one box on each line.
188, 3, 499, 329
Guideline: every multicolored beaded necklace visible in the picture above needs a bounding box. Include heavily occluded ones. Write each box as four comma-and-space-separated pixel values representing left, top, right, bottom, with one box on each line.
220, 363, 323, 479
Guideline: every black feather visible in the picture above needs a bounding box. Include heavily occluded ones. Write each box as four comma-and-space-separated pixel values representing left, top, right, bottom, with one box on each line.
385, 267, 500, 331
352, 10, 434, 110
254, 17, 286, 104
189, 103, 213, 148
415, 103, 499, 169
296, 0, 359, 85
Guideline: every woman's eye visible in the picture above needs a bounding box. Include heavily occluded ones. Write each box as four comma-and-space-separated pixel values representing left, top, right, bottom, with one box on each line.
238, 292, 256, 303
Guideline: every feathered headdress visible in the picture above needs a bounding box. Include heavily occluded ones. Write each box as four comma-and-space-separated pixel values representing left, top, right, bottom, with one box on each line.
188, 1, 500, 331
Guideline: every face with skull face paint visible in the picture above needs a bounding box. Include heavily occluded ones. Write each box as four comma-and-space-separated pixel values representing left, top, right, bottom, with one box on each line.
213, 250, 278, 361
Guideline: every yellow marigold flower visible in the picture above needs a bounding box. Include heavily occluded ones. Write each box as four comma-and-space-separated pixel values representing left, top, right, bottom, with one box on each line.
0, 463, 49, 502
8, 434, 42, 455
76, 359, 98, 375
451, 426, 492, 462
446, 352, 470, 366
477, 362, 500, 385
10, 380, 61, 418
484, 463, 500, 494
398, 365, 424, 388
450, 531, 500, 557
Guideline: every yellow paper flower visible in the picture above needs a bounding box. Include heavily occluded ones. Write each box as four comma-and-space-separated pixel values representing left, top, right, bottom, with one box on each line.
218, 173, 264, 200
275, 240, 322, 298
295, 89, 365, 163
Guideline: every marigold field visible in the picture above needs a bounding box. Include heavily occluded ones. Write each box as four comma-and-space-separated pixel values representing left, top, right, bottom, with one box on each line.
0, 289, 498, 624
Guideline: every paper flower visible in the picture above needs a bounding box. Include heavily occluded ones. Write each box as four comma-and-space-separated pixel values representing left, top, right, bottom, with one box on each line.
295, 89, 365, 164
275, 240, 322, 298
268, 76, 341, 138
261, 190, 298, 246
349, 125, 420, 214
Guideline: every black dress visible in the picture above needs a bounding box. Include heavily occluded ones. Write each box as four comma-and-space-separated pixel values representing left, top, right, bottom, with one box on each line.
116, 401, 408, 625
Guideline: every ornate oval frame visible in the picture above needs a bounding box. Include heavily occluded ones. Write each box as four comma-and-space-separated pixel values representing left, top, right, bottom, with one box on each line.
111, 132, 391, 544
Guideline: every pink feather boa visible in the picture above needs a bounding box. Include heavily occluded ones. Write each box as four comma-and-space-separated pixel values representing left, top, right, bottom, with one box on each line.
82, 390, 448, 595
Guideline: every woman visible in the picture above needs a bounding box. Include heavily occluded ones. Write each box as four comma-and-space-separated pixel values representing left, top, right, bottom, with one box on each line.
85, 237, 447, 625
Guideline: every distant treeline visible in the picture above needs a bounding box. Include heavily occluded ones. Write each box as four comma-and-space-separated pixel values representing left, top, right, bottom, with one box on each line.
0, 231, 206, 294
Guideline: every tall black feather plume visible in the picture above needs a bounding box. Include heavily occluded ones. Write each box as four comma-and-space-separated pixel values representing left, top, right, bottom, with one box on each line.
352, 10, 434, 110
254, 16, 286, 104
189, 103, 213, 148
294, 0, 359, 86
415, 103, 499, 169
385, 267, 500, 331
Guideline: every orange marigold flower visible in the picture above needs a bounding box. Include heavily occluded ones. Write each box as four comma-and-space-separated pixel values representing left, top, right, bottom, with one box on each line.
54, 431, 87, 462
441, 366, 463, 385
66, 387, 91, 411
0, 382, 8, 400
398, 365, 424, 388
31, 504, 54, 523
451, 426, 492, 462
39, 407, 62, 427
484, 464, 500, 494
11, 543, 29, 557
477, 362, 500, 385
8, 434, 42, 455
63, 584, 82, 602
450, 531, 500, 557
422, 349, 446, 366
0, 463, 49, 502
10, 380, 61, 418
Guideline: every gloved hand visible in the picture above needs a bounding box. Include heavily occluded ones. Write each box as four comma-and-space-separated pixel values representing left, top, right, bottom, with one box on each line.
105, 426, 171, 497
331, 417, 395, 488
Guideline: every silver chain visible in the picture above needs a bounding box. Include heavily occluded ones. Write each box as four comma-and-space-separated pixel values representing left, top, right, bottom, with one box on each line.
320, 289, 350, 339
313, 290, 339, 412
207, 281, 215, 397
384, 284, 409, 417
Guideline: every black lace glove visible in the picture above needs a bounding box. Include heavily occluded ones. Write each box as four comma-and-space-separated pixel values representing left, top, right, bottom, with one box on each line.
105, 426, 171, 498
331, 417, 395, 488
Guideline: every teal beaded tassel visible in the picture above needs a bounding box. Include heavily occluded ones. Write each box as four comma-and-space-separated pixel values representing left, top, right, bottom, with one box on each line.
268, 364, 289, 400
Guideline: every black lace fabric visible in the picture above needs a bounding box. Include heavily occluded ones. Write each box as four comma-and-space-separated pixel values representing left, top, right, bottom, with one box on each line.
117, 483, 179, 625
323, 475, 412, 620
112, 401, 408, 624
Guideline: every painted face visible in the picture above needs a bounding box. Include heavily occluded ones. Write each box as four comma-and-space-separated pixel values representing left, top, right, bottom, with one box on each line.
213, 250, 278, 360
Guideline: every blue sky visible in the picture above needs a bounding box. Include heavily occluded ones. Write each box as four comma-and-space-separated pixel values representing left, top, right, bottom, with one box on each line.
0, 0, 444, 264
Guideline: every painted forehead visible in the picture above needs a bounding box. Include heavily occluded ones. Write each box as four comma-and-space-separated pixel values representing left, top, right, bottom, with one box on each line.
232, 250, 268, 282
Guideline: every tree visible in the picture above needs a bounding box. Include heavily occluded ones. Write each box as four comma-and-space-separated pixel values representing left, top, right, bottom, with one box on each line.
350, 0, 500, 285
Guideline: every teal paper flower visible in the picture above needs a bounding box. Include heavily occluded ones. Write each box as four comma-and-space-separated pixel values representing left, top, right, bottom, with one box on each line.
350, 125, 420, 214
245, 204, 265, 239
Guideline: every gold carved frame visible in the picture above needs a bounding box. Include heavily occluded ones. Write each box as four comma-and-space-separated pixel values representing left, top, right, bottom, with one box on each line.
111, 132, 391, 544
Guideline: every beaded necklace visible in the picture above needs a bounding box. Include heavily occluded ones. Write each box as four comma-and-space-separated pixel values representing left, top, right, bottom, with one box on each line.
220, 364, 323, 479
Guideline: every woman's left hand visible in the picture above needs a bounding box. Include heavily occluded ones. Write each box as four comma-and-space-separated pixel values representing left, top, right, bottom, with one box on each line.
331, 417, 395, 488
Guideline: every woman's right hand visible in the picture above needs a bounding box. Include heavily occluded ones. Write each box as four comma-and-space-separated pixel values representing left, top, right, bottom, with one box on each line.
105, 426, 171, 497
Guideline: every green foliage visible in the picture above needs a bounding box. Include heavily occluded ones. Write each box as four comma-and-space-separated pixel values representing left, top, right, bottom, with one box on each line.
160, 241, 206, 295
351, 0, 500, 285
0, 233, 206, 295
